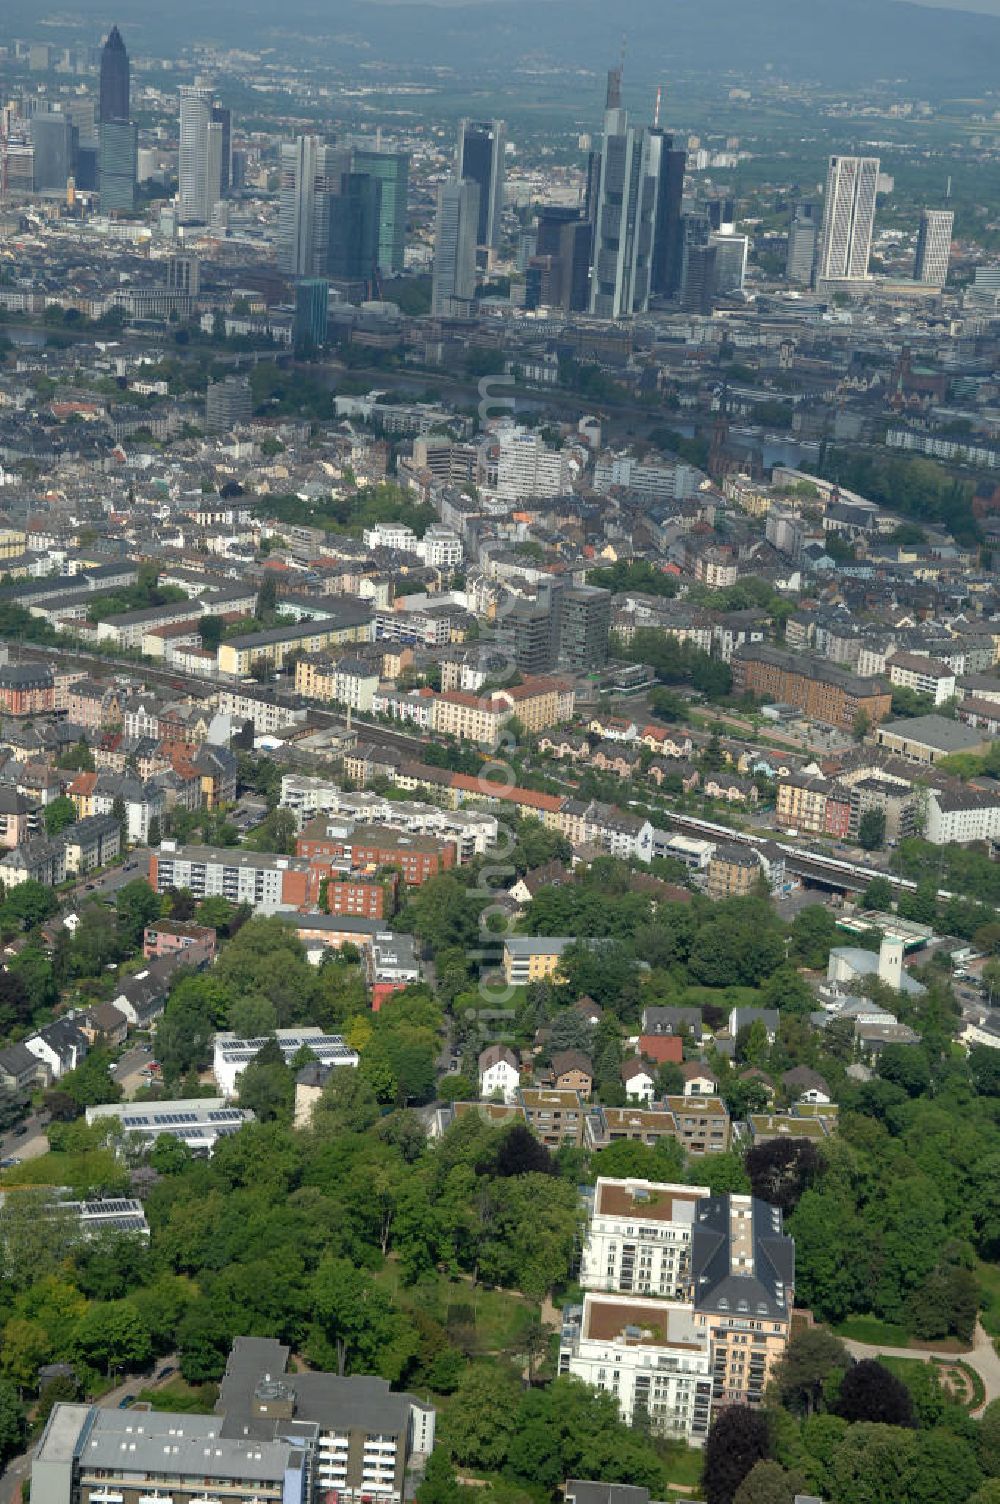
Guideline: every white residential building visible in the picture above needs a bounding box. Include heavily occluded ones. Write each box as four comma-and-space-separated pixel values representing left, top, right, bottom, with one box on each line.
558, 1293, 713, 1443
478, 1044, 520, 1104
491, 426, 574, 501
579, 1178, 710, 1299
924, 785, 1000, 846
364, 522, 420, 553
416, 525, 463, 571
213, 1027, 359, 1097
886, 653, 956, 706
86, 1097, 253, 1154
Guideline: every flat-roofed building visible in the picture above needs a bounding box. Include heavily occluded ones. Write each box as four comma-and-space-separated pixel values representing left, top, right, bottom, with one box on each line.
213, 1027, 359, 1097
85, 1098, 253, 1154
558, 1293, 713, 1443
580, 1178, 710, 1298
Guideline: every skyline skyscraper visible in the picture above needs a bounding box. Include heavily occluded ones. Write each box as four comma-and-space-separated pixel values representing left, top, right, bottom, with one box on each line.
351, 147, 409, 275
329, 172, 382, 283
589, 105, 666, 318
650, 129, 687, 298
914, 208, 954, 287
814, 154, 879, 283
178, 85, 224, 224
293, 278, 330, 352
98, 118, 137, 211
431, 177, 479, 316
98, 25, 129, 126
277, 135, 349, 277
29, 112, 75, 193
786, 200, 819, 284
456, 119, 505, 253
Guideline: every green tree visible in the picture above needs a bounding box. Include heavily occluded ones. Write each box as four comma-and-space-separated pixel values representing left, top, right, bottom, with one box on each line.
863, 876, 894, 912
43, 795, 78, 837
0, 1379, 24, 1462
116, 879, 162, 950
733, 1461, 808, 1504
772, 1326, 851, 1416
858, 809, 887, 851
73, 1299, 152, 1376
444, 1364, 520, 1470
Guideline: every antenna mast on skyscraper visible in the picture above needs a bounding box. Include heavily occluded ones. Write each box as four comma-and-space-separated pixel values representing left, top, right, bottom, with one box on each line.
653, 86, 662, 128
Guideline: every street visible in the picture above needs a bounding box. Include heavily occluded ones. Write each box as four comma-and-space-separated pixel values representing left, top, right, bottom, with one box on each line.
112, 1044, 156, 1101
64, 851, 151, 907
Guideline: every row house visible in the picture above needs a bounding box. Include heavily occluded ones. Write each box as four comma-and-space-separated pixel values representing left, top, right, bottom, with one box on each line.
776, 773, 850, 837
61, 814, 121, 875
641, 725, 695, 759
0, 663, 55, 718
702, 773, 759, 806
67, 771, 165, 844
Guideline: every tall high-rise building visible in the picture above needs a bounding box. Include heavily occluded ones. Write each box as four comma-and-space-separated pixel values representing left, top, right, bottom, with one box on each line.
710, 233, 748, 296
212, 104, 232, 196
328, 172, 381, 283
914, 208, 954, 287
277, 135, 349, 277
681, 243, 717, 315
456, 119, 505, 251
535, 206, 592, 311
558, 586, 612, 673
431, 178, 479, 317
786, 200, 819, 285
178, 85, 223, 224
166, 254, 200, 295
98, 119, 136, 211
351, 148, 409, 275
294, 278, 329, 352
205, 375, 252, 434
98, 25, 129, 125
589, 105, 666, 318
650, 132, 687, 298
29, 112, 74, 192
815, 155, 879, 283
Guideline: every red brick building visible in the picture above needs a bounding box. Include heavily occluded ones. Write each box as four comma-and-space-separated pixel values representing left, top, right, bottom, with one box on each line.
295, 818, 455, 885
0, 663, 55, 718
303, 860, 398, 918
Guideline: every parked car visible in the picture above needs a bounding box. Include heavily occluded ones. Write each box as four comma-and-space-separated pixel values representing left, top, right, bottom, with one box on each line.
1, 1156, 21, 1169
118, 1396, 136, 1410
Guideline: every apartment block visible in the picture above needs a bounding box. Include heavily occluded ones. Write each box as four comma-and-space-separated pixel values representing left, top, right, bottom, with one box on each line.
690, 1193, 795, 1405
731, 644, 891, 731
502, 934, 574, 986
149, 841, 311, 913
586, 1098, 731, 1156
579, 1178, 709, 1298
520, 1087, 587, 1147
294, 653, 380, 711
295, 818, 455, 884
886, 652, 957, 707
558, 1294, 713, 1443
33, 1336, 434, 1504
217, 601, 373, 677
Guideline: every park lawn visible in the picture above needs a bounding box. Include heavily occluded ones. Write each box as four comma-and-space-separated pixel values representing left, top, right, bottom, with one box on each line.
977, 1258, 1000, 1337
659, 1443, 704, 1490
0, 1148, 128, 1197
135, 1380, 218, 1413
679, 985, 763, 1010
835, 1315, 912, 1347
374, 1263, 534, 1354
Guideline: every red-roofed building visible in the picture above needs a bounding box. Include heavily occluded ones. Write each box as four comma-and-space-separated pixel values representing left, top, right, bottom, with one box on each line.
638, 1034, 684, 1066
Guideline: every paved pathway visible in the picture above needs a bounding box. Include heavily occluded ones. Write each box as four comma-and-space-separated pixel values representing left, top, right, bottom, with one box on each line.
841, 1318, 1000, 1413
